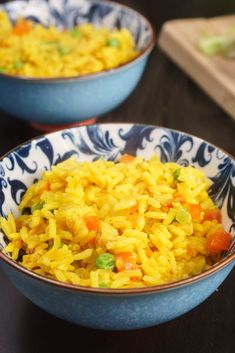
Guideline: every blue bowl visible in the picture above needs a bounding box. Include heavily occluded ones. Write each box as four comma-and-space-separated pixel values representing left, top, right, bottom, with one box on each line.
0, 123, 234, 330
0, 0, 155, 125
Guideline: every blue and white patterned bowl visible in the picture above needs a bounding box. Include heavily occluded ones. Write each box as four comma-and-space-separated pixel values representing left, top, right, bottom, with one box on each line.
0, 123, 234, 330
0, 0, 155, 125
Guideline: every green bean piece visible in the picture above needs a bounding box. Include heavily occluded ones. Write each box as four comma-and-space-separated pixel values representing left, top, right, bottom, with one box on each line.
96, 253, 115, 270
175, 206, 191, 225
13, 59, 24, 70
31, 201, 45, 213
106, 38, 120, 48
57, 45, 71, 56
173, 168, 181, 181
99, 282, 109, 288
70, 27, 82, 38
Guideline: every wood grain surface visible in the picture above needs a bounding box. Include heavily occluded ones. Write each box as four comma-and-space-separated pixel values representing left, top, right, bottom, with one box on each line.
158, 15, 235, 121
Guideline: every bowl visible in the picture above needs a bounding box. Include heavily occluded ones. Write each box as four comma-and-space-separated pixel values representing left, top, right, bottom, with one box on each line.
0, 123, 234, 330
0, 0, 155, 126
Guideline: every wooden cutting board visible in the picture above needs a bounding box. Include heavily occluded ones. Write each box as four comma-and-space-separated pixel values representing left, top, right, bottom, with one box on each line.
158, 15, 235, 121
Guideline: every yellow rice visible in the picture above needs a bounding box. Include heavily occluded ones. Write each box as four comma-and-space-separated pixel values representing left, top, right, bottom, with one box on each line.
0, 155, 226, 289
0, 11, 139, 78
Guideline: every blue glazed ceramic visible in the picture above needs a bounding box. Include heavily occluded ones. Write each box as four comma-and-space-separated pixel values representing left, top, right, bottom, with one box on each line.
0, 0, 155, 125
0, 123, 234, 330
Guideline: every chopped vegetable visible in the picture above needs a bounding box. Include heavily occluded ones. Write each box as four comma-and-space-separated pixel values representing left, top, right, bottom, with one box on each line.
207, 230, 232, 254
69, 27, 82, 38
175, 206, 191, 225
96, 253, 115, 270
119, 154, 136, 163
31, 201, 45, 213
106, 38, 120, 48
115, 252, 136, 271
84, 216, 100, 232
199, 34, 235, 59
173, 194, 186, 205
13, 19, 31, 35
0, 66, 5, 73
13, 59, 24, 70
99, 282, 109, 288
188, 204, 202, 221
204, 209, 221, 223
173, 168, 181, 181
57, 45, 71, 56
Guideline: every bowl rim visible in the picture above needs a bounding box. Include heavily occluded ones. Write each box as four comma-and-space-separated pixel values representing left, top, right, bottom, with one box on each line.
0, 122, 234, 295
0, 0, 156, 83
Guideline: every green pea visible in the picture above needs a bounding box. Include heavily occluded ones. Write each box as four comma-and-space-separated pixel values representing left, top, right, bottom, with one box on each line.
106, 38, 120, 48
173, 168, 181, 181
31, 201, 45, 213
57, 45, 71, 56
0, 66, 6, 73
99, 282, 109, 288
13, 59, 24, 70
70, 27, 82, 38
96, 253, 115, 270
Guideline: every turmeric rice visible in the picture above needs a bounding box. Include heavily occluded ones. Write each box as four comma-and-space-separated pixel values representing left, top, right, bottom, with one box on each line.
0, 10, 139, 78
0, 155, 232, 289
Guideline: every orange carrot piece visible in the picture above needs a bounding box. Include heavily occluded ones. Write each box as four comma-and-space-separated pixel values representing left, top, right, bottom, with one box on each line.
88, 237, 96, 246
13, 19, 32, 35
115, 252, 136, 271
173, 194, 186, 205
188, 204, 202, 221
204, 209, 222, 223
207, 230, 232, 254
119, 154, 136, 163
130, 204, 138, 214
84, 216, 100, 232
144, 247, 152, 258
187, 246, 194, 258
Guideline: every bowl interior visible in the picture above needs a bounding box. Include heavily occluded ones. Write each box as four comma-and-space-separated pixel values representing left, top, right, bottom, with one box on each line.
0, 0, 153, 51
0, 124, 235, 260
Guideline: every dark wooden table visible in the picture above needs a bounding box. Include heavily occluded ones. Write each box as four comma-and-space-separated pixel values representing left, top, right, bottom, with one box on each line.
0, 1, 235, 352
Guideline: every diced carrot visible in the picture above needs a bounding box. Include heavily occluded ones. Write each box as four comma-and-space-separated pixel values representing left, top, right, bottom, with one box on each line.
115, 252, 136, 271
207, 230, 232, 254
187, 246, 194, 257
130, 204, 138, 214
144, 247, 152, 258
130, 276, 138, 281
188, 204, 202, 221
173, 194, 186, 204
37, 182, 50, 195
116, 252, 133, 259
204, 209, 222, 223
13, 19, 32, 35
84, 216, 100, 232
41, 182, 50, 192
119, 154, 136, 163
88, 237, 96, 246
164, 200, 173, 208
